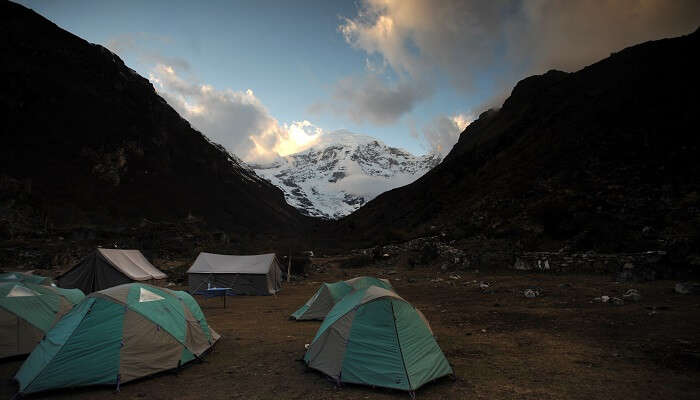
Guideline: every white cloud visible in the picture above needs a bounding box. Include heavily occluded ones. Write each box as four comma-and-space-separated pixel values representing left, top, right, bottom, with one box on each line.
417, 113, 474, 156
335, 0, 700, 118
149, 64, 323, 162
312, 73, 432, 125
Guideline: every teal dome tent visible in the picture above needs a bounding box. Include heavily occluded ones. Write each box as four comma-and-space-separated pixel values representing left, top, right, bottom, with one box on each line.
304, 286, 453, 394
291, 276, 393, 320
0, 281, 84, 358
15, 283, 219, 395
0, 271, 54, 285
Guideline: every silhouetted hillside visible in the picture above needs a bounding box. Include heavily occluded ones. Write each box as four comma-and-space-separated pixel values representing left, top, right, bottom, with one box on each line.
0, 1, 308, 240
336, 28, 700, 259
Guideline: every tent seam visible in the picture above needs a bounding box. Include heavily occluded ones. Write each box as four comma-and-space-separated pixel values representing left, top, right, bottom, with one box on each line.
391, 300, 413, 391
96, 288, 204, 355
21, 298, 96, 393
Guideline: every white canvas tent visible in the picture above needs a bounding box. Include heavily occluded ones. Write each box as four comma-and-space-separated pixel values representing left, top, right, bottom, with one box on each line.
57, 249, 167, 294
187, 252, 282, 295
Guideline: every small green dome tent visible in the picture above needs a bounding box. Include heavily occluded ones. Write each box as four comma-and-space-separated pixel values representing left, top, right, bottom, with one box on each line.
0, 281, 84, 359
291, 276, 393, 320
303, 286, 452, 393
0, 271, 54, 285
15, 283, 220, 395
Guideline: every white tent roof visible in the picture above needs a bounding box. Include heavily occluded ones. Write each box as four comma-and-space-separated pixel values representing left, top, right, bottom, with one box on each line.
98, 249, 167, 280
187, 252, 278, 275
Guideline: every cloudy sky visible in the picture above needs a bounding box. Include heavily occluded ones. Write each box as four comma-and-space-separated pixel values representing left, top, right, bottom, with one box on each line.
18, 0, 700, 162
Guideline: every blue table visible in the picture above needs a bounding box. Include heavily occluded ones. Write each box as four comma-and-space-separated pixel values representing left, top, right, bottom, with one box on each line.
194, 287, 233, 308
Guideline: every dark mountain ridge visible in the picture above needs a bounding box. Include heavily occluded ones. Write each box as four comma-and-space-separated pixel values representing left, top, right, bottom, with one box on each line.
334, 28, 700, 262
0, 1, 309, 241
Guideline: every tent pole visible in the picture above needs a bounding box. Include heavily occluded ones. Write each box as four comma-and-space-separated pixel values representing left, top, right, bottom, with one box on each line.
287, 249, 291, 283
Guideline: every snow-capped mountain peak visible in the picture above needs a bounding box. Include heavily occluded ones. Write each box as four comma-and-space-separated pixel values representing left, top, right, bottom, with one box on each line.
250, 130, 440, 219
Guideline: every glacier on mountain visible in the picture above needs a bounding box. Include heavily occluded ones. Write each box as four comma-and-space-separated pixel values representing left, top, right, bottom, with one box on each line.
250, 130, 441, 219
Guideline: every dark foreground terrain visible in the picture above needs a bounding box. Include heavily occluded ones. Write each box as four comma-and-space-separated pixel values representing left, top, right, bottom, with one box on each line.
2, 258, 698, 400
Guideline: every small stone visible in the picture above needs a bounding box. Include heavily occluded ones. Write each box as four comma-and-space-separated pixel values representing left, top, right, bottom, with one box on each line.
675, 282, 700, 294
601, 295, 610, 303
479, 282, 489, 289
481, 329, 487, 333
623, 289, 642, 302
524, 289, 539, 298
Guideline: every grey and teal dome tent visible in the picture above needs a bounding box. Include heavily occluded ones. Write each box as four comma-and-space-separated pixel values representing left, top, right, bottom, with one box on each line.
15, 283, 219, 395
0, 281, 84, 359
291, 276, 393, 320
0, 271, 53, 285
303, 286, 452, 393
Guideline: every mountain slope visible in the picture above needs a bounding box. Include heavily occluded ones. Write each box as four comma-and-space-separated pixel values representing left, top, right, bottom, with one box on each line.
335, 28, 700, 255
0, 1, 307, 236
251, 130, 440, 218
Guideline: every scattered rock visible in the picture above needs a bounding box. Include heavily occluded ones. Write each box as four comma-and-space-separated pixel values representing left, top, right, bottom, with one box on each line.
524, 288, 540, 298
611, 297, 625, 305
513, 258, 529, 270
601, 295, 610, 303
449, 274, 461, 280
623, 289, 642, 302
479, 282, 490, 289
675, 282, 700, 294
558, 283, 572, 289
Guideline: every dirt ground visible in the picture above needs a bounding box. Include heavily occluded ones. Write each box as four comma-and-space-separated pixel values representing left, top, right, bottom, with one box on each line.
2, 258, 700, 399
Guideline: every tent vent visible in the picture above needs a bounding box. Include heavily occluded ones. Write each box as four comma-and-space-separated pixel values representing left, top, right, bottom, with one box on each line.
7, 285, 38, 297
139, 288, 165, 302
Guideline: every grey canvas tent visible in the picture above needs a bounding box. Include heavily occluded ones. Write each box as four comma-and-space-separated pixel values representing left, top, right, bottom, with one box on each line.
57, 249, 167, 294
187, 252, 282, 295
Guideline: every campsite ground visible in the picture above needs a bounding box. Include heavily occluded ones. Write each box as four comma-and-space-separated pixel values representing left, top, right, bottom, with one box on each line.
2, 256, 699, 400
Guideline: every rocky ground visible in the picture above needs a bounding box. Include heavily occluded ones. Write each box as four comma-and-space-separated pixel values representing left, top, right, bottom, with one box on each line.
1, 255, 699, 399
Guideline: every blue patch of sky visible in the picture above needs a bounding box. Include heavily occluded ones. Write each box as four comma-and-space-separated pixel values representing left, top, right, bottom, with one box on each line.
15, 0, 482, 156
